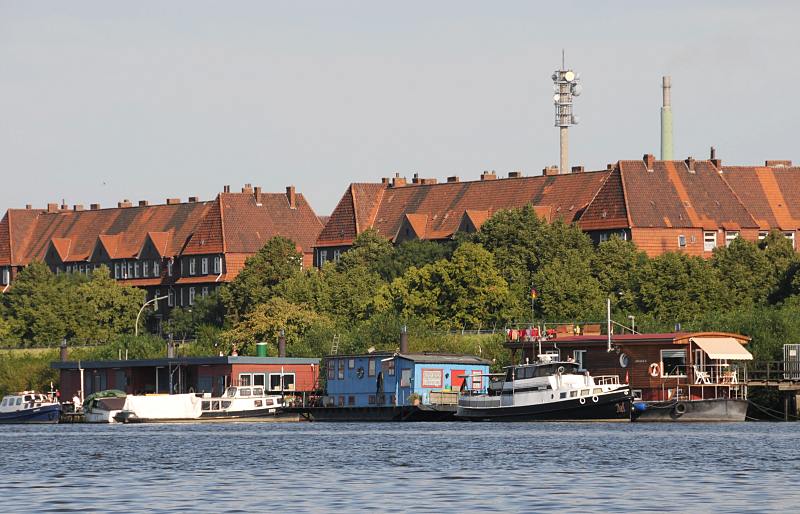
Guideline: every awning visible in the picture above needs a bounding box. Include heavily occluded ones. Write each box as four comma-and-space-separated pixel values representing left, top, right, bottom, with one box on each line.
691, 337, 753, 360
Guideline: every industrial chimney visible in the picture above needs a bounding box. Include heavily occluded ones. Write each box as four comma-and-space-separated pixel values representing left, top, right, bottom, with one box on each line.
661, 76, 674, 160
399, 325, 408, 354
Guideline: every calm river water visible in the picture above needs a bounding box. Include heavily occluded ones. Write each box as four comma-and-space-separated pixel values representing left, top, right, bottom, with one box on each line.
1, 422, 797, 513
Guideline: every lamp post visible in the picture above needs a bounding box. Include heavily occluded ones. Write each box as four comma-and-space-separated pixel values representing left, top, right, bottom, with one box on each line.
135, 295, 169, 337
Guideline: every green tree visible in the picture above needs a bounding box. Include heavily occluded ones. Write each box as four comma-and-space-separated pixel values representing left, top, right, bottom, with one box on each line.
73, 265, 145, 344
221, 297, 333, 356
373, 239, 455, 281
711, 237, 772, 308
533, 251, 605, 321
592, 235, 648, 312
336, 228, 393, 272
760, 230, 799, 302
638, 252, 725, 324
219, 236, 303, 321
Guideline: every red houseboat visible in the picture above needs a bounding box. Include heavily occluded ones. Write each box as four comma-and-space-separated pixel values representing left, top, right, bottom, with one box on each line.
506, 330, 753, 421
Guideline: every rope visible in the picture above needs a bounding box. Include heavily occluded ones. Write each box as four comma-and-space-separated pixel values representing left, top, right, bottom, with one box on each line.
747, 399, 800, 421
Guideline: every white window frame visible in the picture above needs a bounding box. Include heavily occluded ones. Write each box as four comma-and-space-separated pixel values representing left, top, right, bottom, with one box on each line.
598, 232, 609, 243
703, 231, 717, 252
213, 256, 221, 274
189, 259, 196, 276
167, 260, 173, 277
188, 287, 196, 306
1, 267, 9, 285
573, 350, 587, 371
269, 373, 295, 392
168, 289, 175, 307
319, 250, 327, 264
153, 260, 160, 277
333, 250, 341, 263
725, 231, 739, 247
678, 235, 686, 248
134, 262, 140, 278
758, 231, 768, 241
201, 257, 208, 275
143, 261, 149, 278
127, 262, 133, 279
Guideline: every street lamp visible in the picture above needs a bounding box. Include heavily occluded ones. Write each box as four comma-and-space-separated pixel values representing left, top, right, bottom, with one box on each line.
135, 295, 169, 337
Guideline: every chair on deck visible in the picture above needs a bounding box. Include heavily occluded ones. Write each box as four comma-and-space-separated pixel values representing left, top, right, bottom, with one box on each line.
693, 365, 711, 384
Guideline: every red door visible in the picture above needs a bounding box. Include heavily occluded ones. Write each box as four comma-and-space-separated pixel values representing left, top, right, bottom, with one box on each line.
451, 369, 465, 389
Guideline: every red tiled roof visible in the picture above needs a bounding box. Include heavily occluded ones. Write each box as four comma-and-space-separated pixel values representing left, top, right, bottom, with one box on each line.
316, 172, 611, 246
0, 213, 12, 266
49, 238, 73, 261
616, 159, 757, 229
579, 168, 630, 230
145, 232, 172, 257
720, 165, 800, 230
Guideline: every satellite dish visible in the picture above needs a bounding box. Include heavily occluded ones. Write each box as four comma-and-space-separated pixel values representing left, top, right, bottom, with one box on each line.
571, 115, 581, 125
553, 94, 560, 103
564, 71, 575, 82
571, 84, 583, 96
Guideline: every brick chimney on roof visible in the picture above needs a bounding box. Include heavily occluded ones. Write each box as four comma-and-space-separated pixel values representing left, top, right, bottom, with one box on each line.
685, 156, 696, 173
223, 185, 231, 193
73, 204, 84, 211
286, 185, 296, 209
447, 176, 460, 183
253, 186, 262, 204
90, 203, 100, 210
25, 204, 32, 210
765, 160, 792, 167
188, 196, 198, 203
480, 171, 497, 181
391, 173, 407, 188
242, 183, 253, 194
166, 198, 180, 205
118, 199, 132, 208
47, 203, 58, 213
508, 171, 523, 178
643, 154, 655, 171
138, 200, 149, 207
571, 165, 585, 173
543, 166, 559, 176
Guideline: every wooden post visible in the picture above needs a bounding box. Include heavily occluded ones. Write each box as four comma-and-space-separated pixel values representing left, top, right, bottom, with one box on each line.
784, 392, 789, 422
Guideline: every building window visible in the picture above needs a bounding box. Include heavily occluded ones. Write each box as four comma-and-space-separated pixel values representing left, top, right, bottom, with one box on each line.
678, 235, 686, 248
154, 289, 160, 311
338, 359, 345, 380
598, 232, 609, 243
327, 360, 336, 380
167, 260, 173, 277
333, 250, 341, 263
661, 349, 687, 377
127, 262, 133, 279
387, 360, 395, 376
573, 350, 587, 371
188, 287, 196, 306
153, 260, 160, 276
725, 231, 739, 247
134, 262, 140, 278
348, 396, 355, 406
784, 232, 796, 249
703, 231, 717, 252
143, 261, 149, 277
189, 259, 196, 276
319, 250, 328, 264
368, 395, 375, 405
348, 358, 355, 369
168, 289, 174, 307
201, 257, 208, 275
269, 373, 295, 391
1, 267, 9, 285
213, 256, 221, 274
368, 358, 376, 377
201, 286, 208, 297
758, 231, 768, 240
339, 396, 345, 407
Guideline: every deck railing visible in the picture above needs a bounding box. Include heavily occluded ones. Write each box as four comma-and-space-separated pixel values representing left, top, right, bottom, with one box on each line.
593, 375, 621, 386
743, 361, 800, 382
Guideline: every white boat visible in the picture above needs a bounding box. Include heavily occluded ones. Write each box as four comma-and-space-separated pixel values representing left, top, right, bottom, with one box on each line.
0, 391, 61, 424
456, 353, 632, 421
114, 386, 283, 423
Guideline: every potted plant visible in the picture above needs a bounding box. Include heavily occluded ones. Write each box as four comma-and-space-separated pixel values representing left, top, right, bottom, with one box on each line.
408, 393, 422, 406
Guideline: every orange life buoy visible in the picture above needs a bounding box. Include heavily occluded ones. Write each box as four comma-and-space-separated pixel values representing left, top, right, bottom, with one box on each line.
648, 363, 660, 377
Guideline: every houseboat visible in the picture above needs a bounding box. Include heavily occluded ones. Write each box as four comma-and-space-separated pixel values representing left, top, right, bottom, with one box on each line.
507, 329, 752, 422
114, 386, 284, 423
456, 353, 631, 421
296, 351, 491, 421
0, 391, 61, 424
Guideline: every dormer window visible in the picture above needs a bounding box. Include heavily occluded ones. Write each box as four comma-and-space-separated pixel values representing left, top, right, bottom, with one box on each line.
189, 258, 196, 276
213, 256, 221, 274
143, 261, 149, 278
201, 257, 208, 275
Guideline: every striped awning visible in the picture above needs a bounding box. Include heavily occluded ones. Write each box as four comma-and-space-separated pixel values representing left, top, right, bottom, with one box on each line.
691, 337, 753, 360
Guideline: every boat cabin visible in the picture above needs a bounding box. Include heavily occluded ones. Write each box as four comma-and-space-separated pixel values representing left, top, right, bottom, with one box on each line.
0, 392, 53, 412
324, 352, 491, 408
506, 331, 752, 402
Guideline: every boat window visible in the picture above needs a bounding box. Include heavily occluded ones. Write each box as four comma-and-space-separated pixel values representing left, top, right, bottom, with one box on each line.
202, 401, 210, 410
254, 400, 263, 408
221, 401, 231, 408
661, 349, 687, 377
560, 392, 567, 399
266, 399, 274, 406
570, 390, 578, 398
239, 388, 251, 397
0, 398, 5, 406
252, 387, 263, 397
225, 387, 237, 397
580, 389, 590, 396
593, 388, 602, 395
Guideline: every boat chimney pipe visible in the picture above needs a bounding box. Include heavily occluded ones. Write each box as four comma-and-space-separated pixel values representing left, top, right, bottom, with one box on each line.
278, 329, 286, 358
60, 338, 68, 362
167, 340, 175, 358
607, 298, 612, 352
400, 325, 408, 354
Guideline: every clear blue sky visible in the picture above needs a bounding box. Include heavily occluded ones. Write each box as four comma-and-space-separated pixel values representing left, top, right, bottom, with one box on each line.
1, 1, 798, 215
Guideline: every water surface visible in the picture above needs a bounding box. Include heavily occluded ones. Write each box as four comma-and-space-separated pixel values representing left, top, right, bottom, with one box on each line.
1, 422, 796, 513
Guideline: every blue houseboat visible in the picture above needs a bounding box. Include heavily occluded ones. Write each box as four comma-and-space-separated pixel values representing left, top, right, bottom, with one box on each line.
302, 351, 491, 421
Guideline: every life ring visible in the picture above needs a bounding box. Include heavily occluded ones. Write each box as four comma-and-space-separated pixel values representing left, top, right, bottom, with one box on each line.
674, 402, 687, 415
579, 397, 586, 405
592, 395, 599, 403
648, 363, 660, 377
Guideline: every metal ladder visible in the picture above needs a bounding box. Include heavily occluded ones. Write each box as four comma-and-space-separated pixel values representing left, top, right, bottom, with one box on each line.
330, 334, 340, 355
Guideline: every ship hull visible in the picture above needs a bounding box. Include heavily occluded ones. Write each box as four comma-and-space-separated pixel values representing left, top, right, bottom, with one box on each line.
456, 389, 631, 421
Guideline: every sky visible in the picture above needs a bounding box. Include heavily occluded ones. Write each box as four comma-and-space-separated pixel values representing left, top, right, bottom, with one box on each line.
1, 1, 798, 215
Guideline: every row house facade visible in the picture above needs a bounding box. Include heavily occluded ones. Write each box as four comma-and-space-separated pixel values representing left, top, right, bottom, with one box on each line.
0, 185, 324, 331
314, 155, 798, 264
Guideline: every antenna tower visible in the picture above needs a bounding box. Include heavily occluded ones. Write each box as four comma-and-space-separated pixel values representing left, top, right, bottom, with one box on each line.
552, 51, 581, 174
